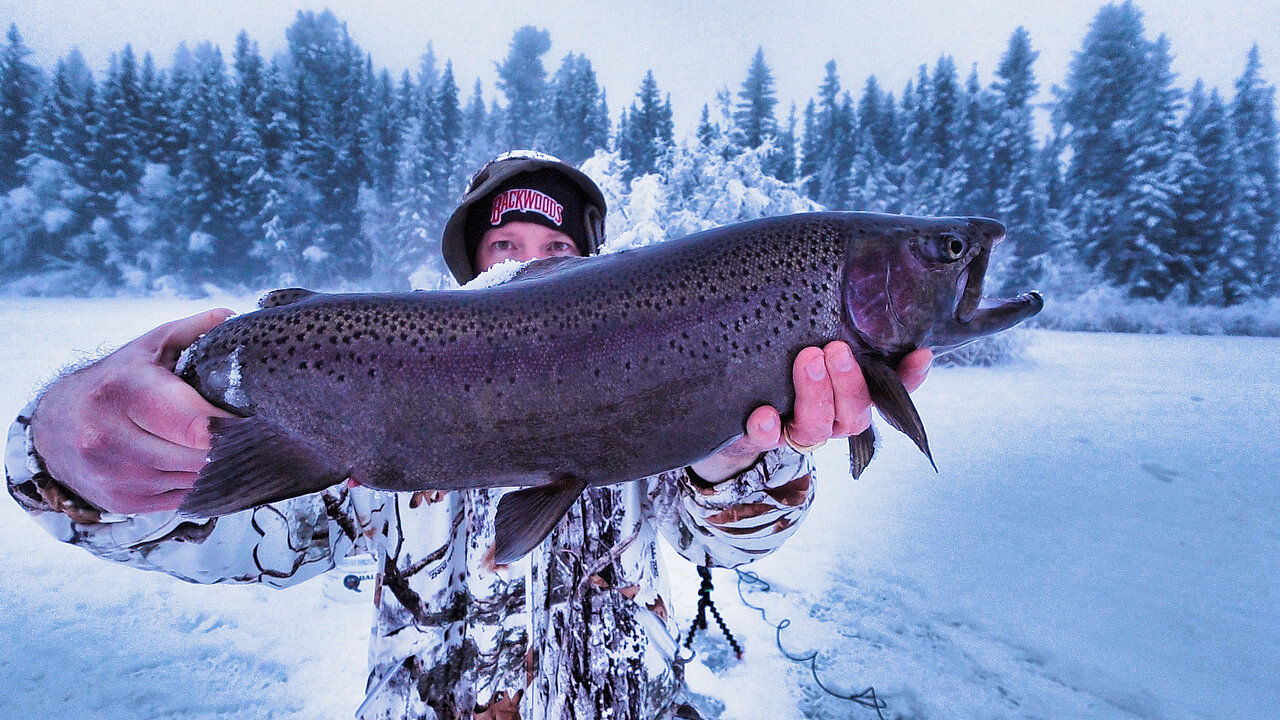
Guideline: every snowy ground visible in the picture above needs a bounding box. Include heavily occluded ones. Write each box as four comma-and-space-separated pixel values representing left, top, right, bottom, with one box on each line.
1, 297, 1276, 720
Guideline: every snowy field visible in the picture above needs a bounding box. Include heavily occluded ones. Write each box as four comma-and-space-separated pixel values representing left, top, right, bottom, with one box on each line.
1, 296, 1276, 720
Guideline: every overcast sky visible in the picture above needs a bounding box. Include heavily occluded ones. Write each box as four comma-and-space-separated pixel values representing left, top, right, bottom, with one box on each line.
4, 1, 1278, 135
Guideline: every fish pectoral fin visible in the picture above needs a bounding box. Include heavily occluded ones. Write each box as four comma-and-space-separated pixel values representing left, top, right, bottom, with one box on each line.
491, 474, 590, 565
258, 287, 321, 309
857, 354, 937, 472
179, 415, 350, 517
848, 426, 877, 479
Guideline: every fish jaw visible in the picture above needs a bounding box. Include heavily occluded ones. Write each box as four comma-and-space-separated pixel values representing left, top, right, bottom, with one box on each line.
931, 291, 1044, 354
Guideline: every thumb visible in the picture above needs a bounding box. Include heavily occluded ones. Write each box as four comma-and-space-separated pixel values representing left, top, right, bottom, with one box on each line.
137, 308, 235, 366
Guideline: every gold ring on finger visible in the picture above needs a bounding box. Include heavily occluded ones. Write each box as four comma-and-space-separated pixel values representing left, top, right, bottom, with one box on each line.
782, 426, 827, 453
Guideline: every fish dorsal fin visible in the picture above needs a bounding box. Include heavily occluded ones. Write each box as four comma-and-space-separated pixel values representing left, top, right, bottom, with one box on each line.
491, 474, 589, 565
848, 426, 877, 479
510, 255, 592, 283
259, 288, 321, 309
179, 415, 349, 517
856, 354, 937, 472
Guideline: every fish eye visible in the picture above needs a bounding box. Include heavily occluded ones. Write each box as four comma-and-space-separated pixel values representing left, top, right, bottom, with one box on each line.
942, 234, 968, 261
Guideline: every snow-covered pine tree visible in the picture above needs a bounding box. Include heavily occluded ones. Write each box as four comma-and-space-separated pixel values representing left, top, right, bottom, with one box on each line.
95, 47, 145, 202
906, 55, 968, 215
548, 52, 610, 165
959, 65, 997, 216
136, 52, 177, 166
174, 43, 244, 285
770, 103, 798, 182
459, 78, 496, 179
1173, 83, 1256, 305
798, 99, 819, 192
803, 61, 854, 207
17, 52, 95, 277
381, 116, 439, 288
362, 68, 401, 201
426, 60, 463, 231
1057, 1, 1181, 297
696, 103, 720, 147
496, 26, 551, 150
847, 77, 894, 212
732, 46, 779, 152
233, 31, 265, 129
1230, 45, 1280, 296
618, 70, 673, 182
0, 24, 41, 192
1115, 32, 1181, 300
27, 53, 91, 171
989, 26, 1053, 294
285, 10, 370, 280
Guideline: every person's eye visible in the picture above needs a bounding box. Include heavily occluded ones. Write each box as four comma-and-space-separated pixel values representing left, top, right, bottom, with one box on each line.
490, 240, 513, 251
549, 241, 572, 253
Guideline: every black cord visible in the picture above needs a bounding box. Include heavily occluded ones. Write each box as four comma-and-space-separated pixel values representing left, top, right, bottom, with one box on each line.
683, 565, 744, 659
734, 569, 888, 720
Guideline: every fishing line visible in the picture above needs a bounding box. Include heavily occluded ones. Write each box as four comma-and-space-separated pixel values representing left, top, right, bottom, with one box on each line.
734, 569, 889, 719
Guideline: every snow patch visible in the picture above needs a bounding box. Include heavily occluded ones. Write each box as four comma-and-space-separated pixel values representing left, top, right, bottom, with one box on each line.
461, 258, 533, 290
223, 346, 247, 407
188, 231, 214, 254
302, 245, 330, 263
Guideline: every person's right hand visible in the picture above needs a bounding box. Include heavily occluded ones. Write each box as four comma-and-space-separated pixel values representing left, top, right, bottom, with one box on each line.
30, 309, 236, 514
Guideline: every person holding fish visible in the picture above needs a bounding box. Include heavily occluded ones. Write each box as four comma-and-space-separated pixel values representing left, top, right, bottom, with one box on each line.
8, 151, 933, 719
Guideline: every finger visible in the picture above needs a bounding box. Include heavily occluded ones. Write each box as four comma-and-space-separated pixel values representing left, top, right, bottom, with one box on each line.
787, 346, 835, 447
740, 405, 784, 452
134, 308, 235, 366
824, 341, 872, 437
898, 348, 933, 393
126, 368, 235, 449
110, 486, 194, 514
85, 426, 210, 477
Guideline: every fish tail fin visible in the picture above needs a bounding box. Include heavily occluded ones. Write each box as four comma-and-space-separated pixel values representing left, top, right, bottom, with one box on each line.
179, 415, 349, 517
848, 426, 877, 479
490, 474, 589, 565
857, 354, 936, 472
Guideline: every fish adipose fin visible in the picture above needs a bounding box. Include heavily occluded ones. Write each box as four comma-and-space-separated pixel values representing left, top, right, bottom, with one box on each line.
258, 288, 320, 309
492, 474, 590, 565
179, 415, 350, 517
857, 355, 937, 472
848, 426, 877, 479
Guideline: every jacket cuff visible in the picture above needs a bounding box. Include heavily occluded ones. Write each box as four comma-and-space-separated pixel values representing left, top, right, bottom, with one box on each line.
6, 401, 118, 525
677, 445, 811, 509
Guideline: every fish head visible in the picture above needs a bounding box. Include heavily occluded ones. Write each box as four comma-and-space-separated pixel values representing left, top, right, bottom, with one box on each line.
839, 214, 1043, 357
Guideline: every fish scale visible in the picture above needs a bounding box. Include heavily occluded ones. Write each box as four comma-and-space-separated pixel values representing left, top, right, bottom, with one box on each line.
178, 211, 1043, 563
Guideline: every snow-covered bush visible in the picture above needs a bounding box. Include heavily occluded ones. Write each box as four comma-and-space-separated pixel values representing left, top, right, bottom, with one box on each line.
583, 139, 819, 254
1034, 285, 1280, 336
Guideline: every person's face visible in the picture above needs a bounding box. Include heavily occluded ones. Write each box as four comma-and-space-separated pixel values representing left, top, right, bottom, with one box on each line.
475, 221, 582, 272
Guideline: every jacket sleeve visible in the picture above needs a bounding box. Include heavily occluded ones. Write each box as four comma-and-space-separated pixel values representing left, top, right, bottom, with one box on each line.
646, 446, 816, 569
5, 401, 380, 588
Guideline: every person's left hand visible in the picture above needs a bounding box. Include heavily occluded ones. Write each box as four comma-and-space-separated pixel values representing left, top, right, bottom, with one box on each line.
688, 341, 932, 483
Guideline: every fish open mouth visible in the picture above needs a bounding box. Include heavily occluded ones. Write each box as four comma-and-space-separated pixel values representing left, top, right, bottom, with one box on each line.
946, 231, 1044, 345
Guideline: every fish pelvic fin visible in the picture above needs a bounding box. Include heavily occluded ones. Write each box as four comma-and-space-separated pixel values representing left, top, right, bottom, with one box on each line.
258, 287, 320, 309
848, 426, 877, 479
179, 415, 350, 517
857, 354, 937, 473
491, 474, 589, 565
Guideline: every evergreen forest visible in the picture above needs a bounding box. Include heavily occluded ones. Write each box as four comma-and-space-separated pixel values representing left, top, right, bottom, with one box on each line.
0, 2, 1276, 322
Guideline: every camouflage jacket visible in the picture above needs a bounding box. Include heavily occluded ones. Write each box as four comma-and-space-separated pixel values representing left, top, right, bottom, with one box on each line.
7, 401, 815, 720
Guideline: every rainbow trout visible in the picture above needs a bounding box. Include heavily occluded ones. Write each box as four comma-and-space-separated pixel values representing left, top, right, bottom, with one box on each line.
177, 212, 1043, 562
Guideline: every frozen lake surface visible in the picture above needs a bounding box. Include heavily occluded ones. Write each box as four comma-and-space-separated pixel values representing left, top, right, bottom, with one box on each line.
1, 297, 1275, 719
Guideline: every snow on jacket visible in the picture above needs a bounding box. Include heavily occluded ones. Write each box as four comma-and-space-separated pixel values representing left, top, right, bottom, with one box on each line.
7, 400, 815, 719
